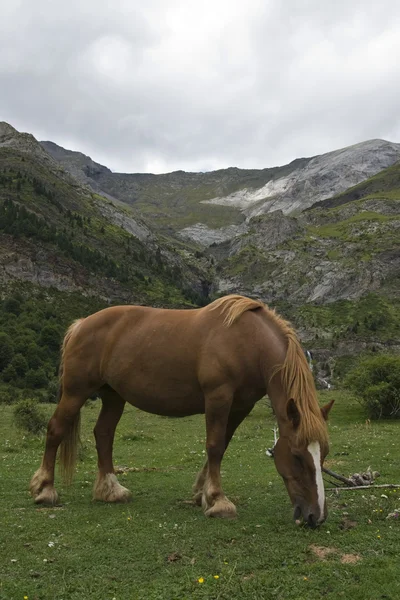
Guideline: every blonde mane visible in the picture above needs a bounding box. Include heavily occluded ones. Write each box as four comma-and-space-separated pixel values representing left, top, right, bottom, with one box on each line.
210, 294, 328, 447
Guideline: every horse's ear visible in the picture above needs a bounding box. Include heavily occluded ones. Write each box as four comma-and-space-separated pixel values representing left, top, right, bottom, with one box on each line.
321, 399, 335, 421
287, 398, 301, 429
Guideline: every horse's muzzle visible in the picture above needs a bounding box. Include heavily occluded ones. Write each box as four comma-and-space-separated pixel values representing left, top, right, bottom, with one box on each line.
294, 505, 325, 528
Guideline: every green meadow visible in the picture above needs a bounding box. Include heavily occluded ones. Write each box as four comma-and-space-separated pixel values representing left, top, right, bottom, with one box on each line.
0, 391, 399, 600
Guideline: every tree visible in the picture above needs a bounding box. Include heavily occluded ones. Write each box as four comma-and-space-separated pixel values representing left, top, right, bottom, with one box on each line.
2, 363, 17, 383
26, 368, 48, 389
10, 353, 29, 377
3, 297, 21, 315
39, 324, 62, 352
0, 333, 14, 371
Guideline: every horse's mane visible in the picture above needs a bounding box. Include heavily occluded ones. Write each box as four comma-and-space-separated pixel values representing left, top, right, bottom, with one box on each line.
210, 295, 328, 447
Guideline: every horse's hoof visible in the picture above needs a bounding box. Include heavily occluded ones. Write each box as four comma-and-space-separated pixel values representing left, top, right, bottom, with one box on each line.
34, 486, 59, 506
204, 497, 237, 519
93, 473, 132, 503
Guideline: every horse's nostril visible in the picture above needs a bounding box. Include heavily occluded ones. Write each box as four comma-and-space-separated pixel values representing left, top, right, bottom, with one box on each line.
307, 513, 317, 528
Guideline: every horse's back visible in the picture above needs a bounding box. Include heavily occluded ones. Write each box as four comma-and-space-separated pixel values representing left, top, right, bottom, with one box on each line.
61, 302, 285, 415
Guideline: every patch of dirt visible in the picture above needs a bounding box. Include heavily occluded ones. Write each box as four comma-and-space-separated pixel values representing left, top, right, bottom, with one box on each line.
309, 545, 337, 560
167, 552, 182, 563
341, 553, 362, 564
339, 518, 358, 531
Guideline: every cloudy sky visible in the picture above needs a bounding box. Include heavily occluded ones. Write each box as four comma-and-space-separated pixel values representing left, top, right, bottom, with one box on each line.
1, 0, 400, 173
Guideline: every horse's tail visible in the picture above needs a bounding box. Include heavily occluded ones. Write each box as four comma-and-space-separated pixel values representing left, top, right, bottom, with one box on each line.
58, 319, 84, 485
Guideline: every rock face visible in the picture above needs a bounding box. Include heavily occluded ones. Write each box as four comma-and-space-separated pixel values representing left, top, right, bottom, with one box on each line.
42, 137, 400, 246
40, 140, 113, 195
210, 196, 400, 306
178, 223, 247, 245
1, 122, 59, 170
204, 139, 400, 217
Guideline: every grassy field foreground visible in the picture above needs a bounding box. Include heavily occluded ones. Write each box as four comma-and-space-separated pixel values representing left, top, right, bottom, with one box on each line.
0, 391, 399, 600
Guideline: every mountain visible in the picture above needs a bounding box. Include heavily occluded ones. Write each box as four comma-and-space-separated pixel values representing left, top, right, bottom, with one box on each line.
40, 130, 400, 382
0, 122, 212, 307
1, 121, 400, 397
42, 138, 400, 246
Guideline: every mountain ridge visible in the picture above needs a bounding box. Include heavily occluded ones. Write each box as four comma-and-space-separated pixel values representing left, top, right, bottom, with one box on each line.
41, 135, 400, 242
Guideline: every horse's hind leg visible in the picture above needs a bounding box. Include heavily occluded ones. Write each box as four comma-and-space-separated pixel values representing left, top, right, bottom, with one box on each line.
192, 463, 208, 506
93, 388, 131, 503
30, 393, 85, 505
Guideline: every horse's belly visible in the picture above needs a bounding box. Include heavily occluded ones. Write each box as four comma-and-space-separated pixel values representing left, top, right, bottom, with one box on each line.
110, 374, 205, 417
128, 395, 205, 417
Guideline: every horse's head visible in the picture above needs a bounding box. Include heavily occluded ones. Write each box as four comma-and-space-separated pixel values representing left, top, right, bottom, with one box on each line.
273, 398, 334, 528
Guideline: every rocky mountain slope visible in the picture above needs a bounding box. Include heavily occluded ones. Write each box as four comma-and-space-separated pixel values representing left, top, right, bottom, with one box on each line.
42, 138, 400, 244
0, 122, 212, 307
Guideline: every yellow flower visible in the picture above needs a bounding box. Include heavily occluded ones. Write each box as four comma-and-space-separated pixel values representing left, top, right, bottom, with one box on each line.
377, 535, 381, 539
198, 577, 204, 584
303, 577, 308, 581
127, 517, 131, 521
24, 597, 28, 600
214, 575, 220, 579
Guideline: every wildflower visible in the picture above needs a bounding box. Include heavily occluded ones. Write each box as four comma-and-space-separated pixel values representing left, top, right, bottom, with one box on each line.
24, 596, 28, 600
127, 517, 131, 521
377, 535, 381, 539
303, 576, 308, 581
214, 575, 220, 579
198, 577, 204, 584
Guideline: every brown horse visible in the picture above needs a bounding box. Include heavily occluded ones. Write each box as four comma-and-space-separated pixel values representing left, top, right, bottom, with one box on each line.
30, 294, 334, 526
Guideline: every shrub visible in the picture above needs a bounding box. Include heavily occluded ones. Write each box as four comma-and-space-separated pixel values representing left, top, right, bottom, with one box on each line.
345, 354, 400, 419
25, 368, 48, 388
44, 378, 60, 403
13, 399, 48, 434
0, 384, 22, 404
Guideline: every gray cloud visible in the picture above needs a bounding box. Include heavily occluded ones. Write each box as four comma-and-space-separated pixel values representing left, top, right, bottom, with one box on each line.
1, 0, 400, 173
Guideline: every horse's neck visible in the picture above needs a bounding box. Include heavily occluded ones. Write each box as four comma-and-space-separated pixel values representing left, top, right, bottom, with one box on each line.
267, 381, 290, 437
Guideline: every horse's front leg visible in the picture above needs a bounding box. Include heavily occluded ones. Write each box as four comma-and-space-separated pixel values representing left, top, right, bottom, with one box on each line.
193, 403, 255, 509
201, 387, 236, 518
93, 389, 131, 503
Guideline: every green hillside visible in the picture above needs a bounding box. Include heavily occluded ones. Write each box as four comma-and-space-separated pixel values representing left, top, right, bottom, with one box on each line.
0, 145, 211, 400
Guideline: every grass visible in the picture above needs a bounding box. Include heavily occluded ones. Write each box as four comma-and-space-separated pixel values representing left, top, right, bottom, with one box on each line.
0, 391, 399, 599
307, 211, 398, 240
